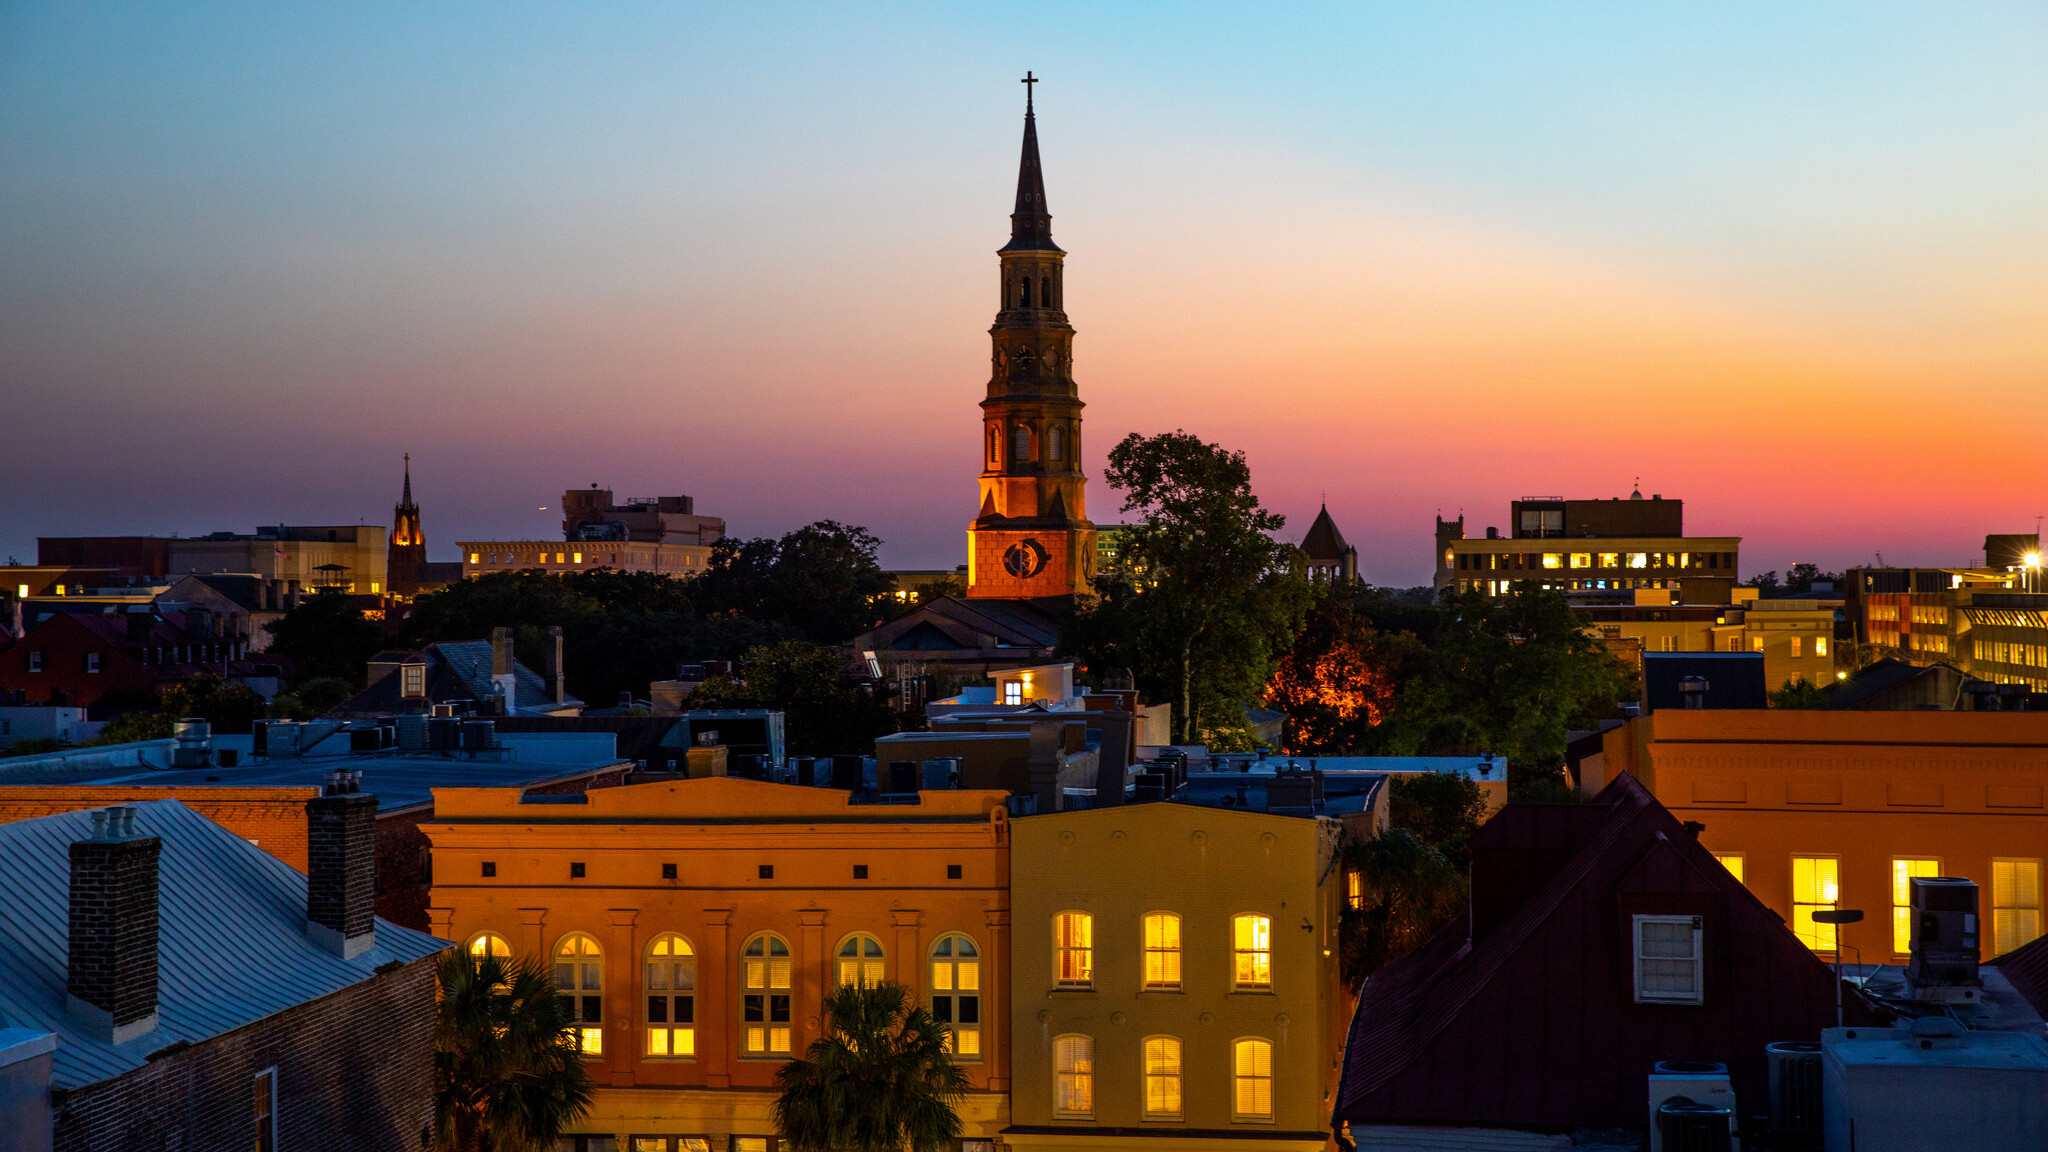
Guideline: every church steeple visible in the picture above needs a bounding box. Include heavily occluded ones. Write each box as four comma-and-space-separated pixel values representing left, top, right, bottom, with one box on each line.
1006, 72, 1060, 253
968, 75, 1094, 601
389, 453, 426, 597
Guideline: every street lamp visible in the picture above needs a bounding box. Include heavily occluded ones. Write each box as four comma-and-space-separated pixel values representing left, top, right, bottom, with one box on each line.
1813, 908, 1864, 1027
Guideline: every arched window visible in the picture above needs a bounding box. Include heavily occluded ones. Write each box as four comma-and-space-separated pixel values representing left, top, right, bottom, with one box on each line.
645, 934, 695, 1057
1047, 425, 1064, 462
1012, 425, 1032, 465
742, 933, 792, 1056
1054, 912, 1093, 987
1142, 913, 1181, 989
990, 426, 1002, 466
836, 934, 885, 987
1041, 276, 1051, 309
1143, 1036, 1183, 1120
1233, 914, 1272, 990
553, 934, 604, 1055
1232, 1038, 1274, 1120
1021, 276, 1033, 308
1053, 1034, 1094, 1118
467, 932, 512, 960
930, 935, 981, 1060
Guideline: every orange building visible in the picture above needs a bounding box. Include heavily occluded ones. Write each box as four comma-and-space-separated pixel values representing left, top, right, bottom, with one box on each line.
423, 775, 1014, 1150
1579, 710, 2048, 965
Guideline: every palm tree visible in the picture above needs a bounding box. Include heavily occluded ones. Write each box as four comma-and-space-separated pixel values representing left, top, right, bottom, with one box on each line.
1339, 828, 1469, 989
435, 950, 596, 1152
773, 981, 970, 1152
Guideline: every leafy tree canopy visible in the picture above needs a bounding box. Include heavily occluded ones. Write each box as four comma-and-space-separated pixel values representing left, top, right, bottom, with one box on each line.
264, 592, 389, 688
690, 521, 894, 645
773, 981, 968, 1152
1064, 431, 1312, 744
90, 673, 269, 742
1387, 771, 1489, 869
1769, 678, 1829, 709
1338, 828, 1468, 990
691, 640, 897, 756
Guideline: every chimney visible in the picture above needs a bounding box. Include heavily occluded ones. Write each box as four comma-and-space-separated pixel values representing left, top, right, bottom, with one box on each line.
546, 625, 565, 703
67, 806, 162, 1043
306, 769, 377, 958
490, 626, 517, 710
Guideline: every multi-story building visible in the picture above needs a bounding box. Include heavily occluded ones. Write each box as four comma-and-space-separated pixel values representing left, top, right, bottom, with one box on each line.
0, 794, 445, 1152
459, 488, 725, 582
1434, 491, 1739, 603
0, 606, 270, 708
424, 775, 1014, 1150
1855, 565, 2048, 691
1005, 801, 1346, 1152
171, 525, 390, 596
1577, 709, 2048, 964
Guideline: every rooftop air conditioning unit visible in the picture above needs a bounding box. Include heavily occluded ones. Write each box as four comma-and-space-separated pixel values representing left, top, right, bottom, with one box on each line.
1649, 1061, 1737, 1152
1764, 1041, 1822, 1136
1907, 876, 1982, 1002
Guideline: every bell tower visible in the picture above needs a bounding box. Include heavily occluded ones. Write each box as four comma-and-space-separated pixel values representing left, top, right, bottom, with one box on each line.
388, 453, 425, 598
967, 74, 1095, 600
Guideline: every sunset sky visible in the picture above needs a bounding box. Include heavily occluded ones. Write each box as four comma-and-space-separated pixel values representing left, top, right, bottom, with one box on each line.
3, 3, 2043, 585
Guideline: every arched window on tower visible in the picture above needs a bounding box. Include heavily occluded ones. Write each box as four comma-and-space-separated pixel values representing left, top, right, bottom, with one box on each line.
1021, 277, 1032, 308
1047, 426, 1064, 462
1041, 277, 1051, 309
1013, 425, 1032, 465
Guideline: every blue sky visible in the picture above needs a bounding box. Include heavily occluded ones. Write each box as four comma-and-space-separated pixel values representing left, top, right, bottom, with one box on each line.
4, 3, 2043, 581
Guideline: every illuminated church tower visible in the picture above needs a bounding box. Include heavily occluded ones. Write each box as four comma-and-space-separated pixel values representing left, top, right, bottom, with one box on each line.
388, 453, 425, 598
967, 75, 1095, 599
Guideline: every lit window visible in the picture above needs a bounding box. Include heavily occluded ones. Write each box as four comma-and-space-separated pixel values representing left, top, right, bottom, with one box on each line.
1233, 914, 1272, 990
930, 935, 981, 1059
1541, 553, 1562, 569
1232, 1038, 1274, 1121
1713, 854, 1744, 885
742, 933, 792, 1055
554, 934, 605, 1055
1633, 914, 1703, 1003
1993, 859, 2044, 955
1004, 681, 1023, 705
1752, 636, 1765, 652
1793, 856, 1841, 953
1143, 1036, 1183, 1120
732, 1140, 768, 1152
1053, 1034, 1094, 1118
1054, 912, 1093, 987
468, 932, 512, 960
469, 553, 480, 564
1570, 553, 1591, 569
1346, 871, 1363, 909
253, 1068, 277, 1152
1816, 637, 1829, 658
646, 934, 696, 1057
1791, 637, 1802, 658
1598, 553, 1619, 568
556, 553, 566, 564
370, 581, 380, 593
13, 584, 25, 599
1627, 553, 1649, 569
1892, 859, 1940, 955
572, 552, 583, 564
1142, 913, 1182, 989
836, 934, 885, 987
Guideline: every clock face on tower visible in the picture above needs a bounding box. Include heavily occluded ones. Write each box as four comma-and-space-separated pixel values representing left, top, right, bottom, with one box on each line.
1003, 539, 1050, 578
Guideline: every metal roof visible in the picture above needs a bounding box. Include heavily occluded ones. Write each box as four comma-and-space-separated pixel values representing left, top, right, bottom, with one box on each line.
0, 799, 448, 1090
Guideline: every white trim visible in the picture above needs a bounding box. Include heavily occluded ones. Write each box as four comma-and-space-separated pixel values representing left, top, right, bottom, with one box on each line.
1632, 914, 1703, 1004
253, 1065, 279, 1152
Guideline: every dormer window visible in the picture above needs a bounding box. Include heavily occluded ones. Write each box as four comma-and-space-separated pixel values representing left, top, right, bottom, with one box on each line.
1632, 914, 1703, 1004
401, 664, 426, 699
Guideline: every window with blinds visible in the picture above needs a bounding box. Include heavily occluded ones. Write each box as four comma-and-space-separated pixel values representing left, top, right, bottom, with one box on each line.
1633, 915, 1703, 1004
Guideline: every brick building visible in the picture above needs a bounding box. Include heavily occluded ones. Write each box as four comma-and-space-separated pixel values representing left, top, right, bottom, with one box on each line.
0, 794, 446, 1152
0, 607, 268, 709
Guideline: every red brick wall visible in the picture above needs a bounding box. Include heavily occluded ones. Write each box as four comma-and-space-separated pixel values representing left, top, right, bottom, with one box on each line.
0, 788, 319, 870
0, 616, 160, 708
53, 953, 442, 1152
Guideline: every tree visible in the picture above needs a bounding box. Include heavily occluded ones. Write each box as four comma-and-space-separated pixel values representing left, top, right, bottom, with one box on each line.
690, 640, 898, 756
1387, 772, 1489, 869
1338, 829, 1468, 989
1769, 678, 1828, 709
266, 676, 355, 720
264, 592, 390, 687
435, 951, 595, 1152
1064, 431, 1312, 744
1263, 588, 1415, 754
88, 673, 269, 743
690, 521, 895, 644
773, 981, 969, 1152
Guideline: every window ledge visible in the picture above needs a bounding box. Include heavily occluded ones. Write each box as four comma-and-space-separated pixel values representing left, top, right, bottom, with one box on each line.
1137, 987, 1185, 995
1226, 989, 1276, 997
1050, 987, 1096, 994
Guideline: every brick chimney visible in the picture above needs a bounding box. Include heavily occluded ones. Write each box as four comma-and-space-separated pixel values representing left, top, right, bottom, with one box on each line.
306, 769, 376, 958
67, 806, 162, 1044
546, 625, 565, 704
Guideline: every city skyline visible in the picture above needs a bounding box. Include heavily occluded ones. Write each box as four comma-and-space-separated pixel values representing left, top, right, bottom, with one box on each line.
4, 4, 2044, 583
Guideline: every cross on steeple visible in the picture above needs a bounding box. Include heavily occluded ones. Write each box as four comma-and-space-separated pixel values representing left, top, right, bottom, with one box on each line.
1021, 71, 1037, 113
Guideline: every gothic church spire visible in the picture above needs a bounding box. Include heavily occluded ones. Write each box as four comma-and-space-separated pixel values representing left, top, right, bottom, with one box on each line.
1006, 72, 1060, 253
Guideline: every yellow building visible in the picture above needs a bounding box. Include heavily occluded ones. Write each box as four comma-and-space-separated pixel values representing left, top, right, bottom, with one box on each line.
1585, 589, 1839, 688
1005, 802, 1346, 1152
425, 776, 1013, 1151
458, 540, 713, 580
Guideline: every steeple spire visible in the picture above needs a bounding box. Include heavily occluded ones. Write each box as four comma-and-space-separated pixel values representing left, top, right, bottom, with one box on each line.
400, 453, 415, 510
1007, 72, 1059, 253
